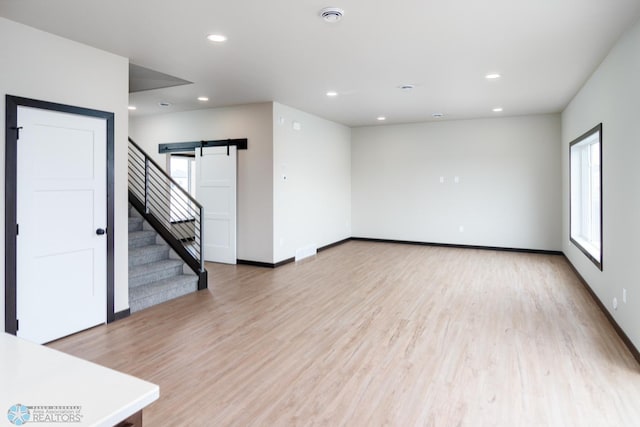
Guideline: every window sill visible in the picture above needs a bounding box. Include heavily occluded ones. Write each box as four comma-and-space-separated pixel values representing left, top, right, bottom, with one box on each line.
570, 235, 602, 270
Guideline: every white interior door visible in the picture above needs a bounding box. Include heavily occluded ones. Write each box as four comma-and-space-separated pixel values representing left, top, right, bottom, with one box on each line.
196, 146, 237, 264
16, 106, 107, 344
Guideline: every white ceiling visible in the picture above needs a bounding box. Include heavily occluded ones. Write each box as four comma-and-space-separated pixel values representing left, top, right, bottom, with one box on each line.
1, 0, 639, 126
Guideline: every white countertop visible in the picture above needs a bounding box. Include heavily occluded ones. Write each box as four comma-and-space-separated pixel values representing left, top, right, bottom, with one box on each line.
0, 333, 159, 427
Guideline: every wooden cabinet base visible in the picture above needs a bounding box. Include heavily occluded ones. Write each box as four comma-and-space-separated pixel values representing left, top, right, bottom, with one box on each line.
114, 410, 142, 427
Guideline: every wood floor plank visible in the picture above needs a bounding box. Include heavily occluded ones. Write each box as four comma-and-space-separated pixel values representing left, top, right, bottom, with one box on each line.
49, 241, 640, 426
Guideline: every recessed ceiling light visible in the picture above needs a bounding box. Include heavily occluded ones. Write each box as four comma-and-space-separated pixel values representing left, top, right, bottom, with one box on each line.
207, 34, 227, 43
326, 91, 338, 97
197, 96, 209, 102
377, 116, 386, 121
128, 106, 137, 111
432, 112, 444, 118
493, 107, 503, 112
159, 101, 171, 107
320, 7, 345, 23
485, 73, 501, 80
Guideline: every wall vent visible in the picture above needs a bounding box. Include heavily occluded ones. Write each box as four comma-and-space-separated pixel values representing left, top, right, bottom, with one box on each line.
295, 244, 318, 261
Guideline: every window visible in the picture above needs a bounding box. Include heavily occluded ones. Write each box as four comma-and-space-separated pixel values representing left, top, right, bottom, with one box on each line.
570, 124, 602, 270
169, 154, 196, 222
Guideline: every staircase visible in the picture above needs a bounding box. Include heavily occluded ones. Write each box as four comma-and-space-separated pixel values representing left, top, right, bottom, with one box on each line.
128, 137, 207, 313
128, 205, 199, 312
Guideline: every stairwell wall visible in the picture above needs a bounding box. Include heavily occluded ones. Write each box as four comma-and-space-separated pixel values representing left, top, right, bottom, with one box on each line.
129, 103, 275, 263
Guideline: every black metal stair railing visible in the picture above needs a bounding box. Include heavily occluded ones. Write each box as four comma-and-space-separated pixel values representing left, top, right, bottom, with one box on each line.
128, 137, 207, 289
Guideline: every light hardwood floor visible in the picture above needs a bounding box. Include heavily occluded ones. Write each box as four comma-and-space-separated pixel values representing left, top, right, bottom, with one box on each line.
50, 241, 640, 426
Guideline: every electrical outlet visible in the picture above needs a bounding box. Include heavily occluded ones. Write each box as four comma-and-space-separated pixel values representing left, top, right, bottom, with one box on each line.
439, 176, 444, 184
623, 288, 627, 304
613, 297, 618, 310
459, 225, 464, 232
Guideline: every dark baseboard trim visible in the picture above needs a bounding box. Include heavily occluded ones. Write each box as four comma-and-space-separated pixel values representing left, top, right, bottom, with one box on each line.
236, 259, 291, 268
113, 309, 131, 321
318, 238, 351, 252
237, 238, 352, 268
275, 257, 295, 267
350, 237, 563, 256
237, 259, 275, 268
238, 237, 561, 268
563, 256, 640, 366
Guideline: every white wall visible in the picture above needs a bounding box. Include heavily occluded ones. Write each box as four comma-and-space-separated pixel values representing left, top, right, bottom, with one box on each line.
273, 103, 351, 262
0, 17, 130, 325
129, 103, 274, 263
562, 18, 640, 349
352, 115, 562, 250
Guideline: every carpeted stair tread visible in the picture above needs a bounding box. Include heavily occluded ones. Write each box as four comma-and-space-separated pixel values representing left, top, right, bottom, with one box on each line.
129, 244, 169, 266
128, 217, 144, 232
128, 230, 157, 248
129, 274, 198, 312
129, 259, 184, 287
127, 202, 199, 313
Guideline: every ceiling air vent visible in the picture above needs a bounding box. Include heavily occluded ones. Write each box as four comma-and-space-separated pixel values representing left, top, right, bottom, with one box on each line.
320, 7, 345, 23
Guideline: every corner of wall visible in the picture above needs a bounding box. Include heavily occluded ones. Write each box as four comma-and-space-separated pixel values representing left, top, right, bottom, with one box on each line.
272, 103, 352, 263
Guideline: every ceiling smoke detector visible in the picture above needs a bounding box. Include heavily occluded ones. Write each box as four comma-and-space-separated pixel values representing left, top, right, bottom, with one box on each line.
320, 7, 345, 23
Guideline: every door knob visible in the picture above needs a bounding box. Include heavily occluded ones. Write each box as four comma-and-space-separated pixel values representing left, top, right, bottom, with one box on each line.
96, 228, 106, 235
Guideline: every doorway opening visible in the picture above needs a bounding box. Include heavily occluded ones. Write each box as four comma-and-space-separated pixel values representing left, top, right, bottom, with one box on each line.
169, 153, 197, 222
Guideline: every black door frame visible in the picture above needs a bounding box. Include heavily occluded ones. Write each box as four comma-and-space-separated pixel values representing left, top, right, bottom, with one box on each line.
5, 95, 116, 335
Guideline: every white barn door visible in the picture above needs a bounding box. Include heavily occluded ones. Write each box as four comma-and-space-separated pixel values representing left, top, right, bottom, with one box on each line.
16, 106, 107, 344
196, 146, 237, 264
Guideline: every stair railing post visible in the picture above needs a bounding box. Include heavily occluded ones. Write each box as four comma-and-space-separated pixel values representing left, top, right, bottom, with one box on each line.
144, 157, 150, 214
199, 205, 204, 273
